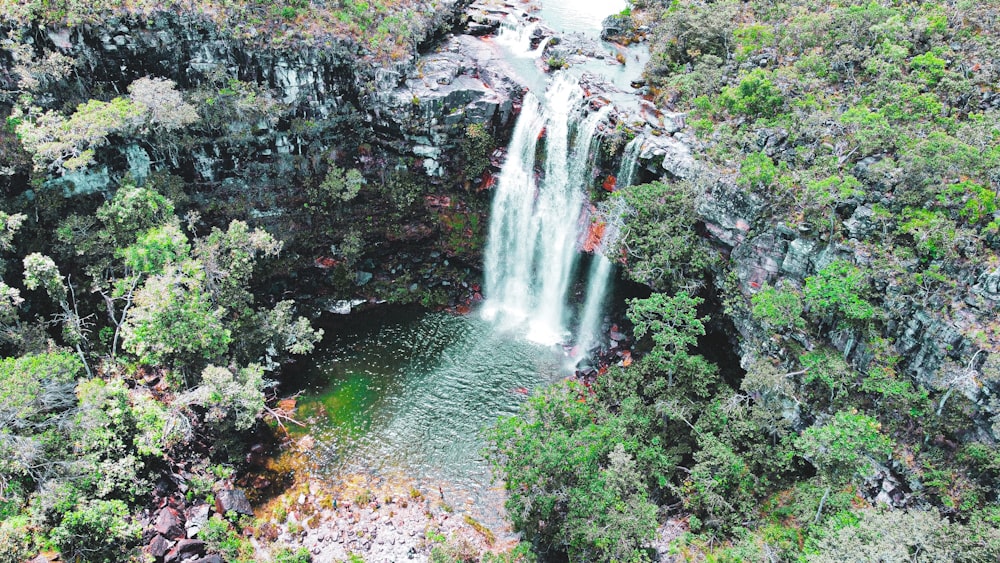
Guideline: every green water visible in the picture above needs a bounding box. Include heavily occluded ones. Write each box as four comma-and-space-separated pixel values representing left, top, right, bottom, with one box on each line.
286, 307, 566, 498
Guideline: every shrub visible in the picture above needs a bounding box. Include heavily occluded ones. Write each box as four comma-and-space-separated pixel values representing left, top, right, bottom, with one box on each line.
0, 521, 31, 563
487, 382, 658, 561
751, 284, 805, 330
49, 499, 141, 563
803, 260, 876, 323
721, 69, 785, 119
737, 151, 778, 191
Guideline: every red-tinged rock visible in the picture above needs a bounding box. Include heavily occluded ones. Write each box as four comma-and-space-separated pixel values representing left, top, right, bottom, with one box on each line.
424, 195, 452, 209
154, 507, 185, 539
583, 221, 606, 252
145, 534, 174, 559
602, 175, 617, 192
314, 256, 339, 269
478, 172, 496, 191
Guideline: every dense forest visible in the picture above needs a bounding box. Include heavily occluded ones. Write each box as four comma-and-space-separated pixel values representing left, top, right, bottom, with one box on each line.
0, 0, 998, 562
488, 0, 1000, 561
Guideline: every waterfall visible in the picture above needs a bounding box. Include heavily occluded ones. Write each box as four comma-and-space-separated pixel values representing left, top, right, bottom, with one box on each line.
573, 139, 643, 356
483, 73, 608, 345
617, 137, 643, 189
497, 15, 552, 58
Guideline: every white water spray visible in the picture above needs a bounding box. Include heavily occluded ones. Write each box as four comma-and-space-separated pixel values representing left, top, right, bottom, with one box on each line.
617, 137, 643, 189
483, 73, 609, 345
496, 17, 551, 58
573, 139, 644, 356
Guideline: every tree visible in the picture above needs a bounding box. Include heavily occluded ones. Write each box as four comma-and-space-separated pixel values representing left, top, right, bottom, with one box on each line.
721, 69, 785, 119
795, 411, 894, 521
615, 181, 712, 290
23, 253, 92, 377
809, 508, 1000, 563
751, 284, 805, 331
0, 351, 81, 492
120, 267, 231, 373
126, 76, 198, 134
487, 382, 658, 561
49, 499, 140, 563
627, 291, 706, 387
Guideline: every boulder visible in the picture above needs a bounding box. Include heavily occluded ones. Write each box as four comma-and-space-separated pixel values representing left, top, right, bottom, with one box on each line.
600, 14, 634, 42
215, 489, 253, 516
164, 539, 207, 563
145, 534, 175, 559
975, 267, 1000, 302
185, 504, 211, 538
154, 507, 186, 539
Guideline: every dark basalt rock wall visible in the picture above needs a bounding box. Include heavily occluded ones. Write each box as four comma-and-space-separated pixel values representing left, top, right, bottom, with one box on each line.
1, 3, 526, 309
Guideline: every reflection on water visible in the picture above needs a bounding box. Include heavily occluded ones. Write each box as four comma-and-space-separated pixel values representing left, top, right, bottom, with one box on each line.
538, 0, 628, 36
287, 308, 564, 497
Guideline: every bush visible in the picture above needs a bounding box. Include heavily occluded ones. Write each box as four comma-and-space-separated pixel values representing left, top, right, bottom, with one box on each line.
0, 521, 31, 563
803, 260, 876, 324
809, 509, 1000, 563
721, 69, 785, 119
49, 499, 141, 563
751, 284, 805, 330
737, 151, 779, 191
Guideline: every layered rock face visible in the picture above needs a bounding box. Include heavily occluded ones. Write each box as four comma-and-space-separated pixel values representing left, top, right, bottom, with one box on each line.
10, 5, 510, 195
0, 1, 531, 310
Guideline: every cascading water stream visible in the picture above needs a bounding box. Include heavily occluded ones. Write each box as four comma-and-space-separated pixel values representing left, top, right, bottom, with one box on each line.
496, 17, 551, 58
617, 136, 644, 189
483, 73, 611, 346
573, 146, 639, 357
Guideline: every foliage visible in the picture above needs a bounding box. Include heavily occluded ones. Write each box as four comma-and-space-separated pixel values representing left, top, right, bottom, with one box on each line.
487, 382, 658, 561
720, 69, 785, 120
121, 268, 232, 369
795, 411, 893, 486
310, 164, 365, 209
0, 520, 31, 563
121, 222, 190, 274
14, 96, 145, 173
803, 260, 876, 324
199, 517, 255, 562
751, 284, 805, 331
737, 151, 779, 191
460, 123, 494, 178
49, 499, 141, 563
179, 364, 266, 434
627, 291, 705, 387
614, 180, 713, 289
808, 508, 1000, 563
